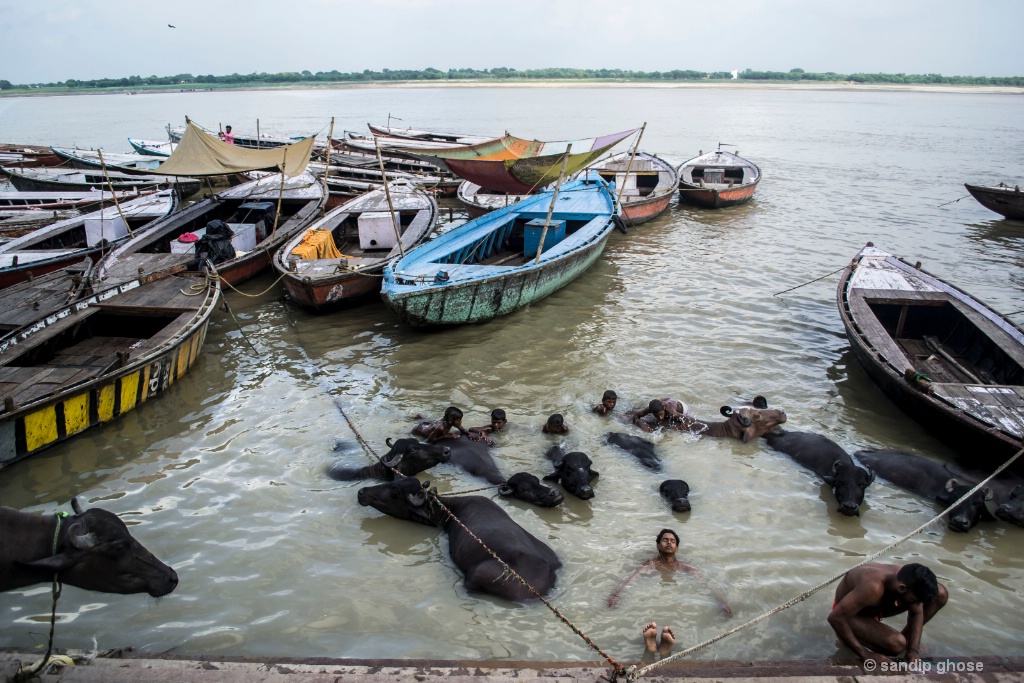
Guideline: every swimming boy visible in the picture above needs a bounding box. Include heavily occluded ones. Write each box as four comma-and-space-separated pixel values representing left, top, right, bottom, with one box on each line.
593, 390, 618, 415
542, 413, 569, 434
413, 407, 483, 443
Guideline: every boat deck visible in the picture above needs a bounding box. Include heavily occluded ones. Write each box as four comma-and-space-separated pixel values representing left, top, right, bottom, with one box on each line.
0, 276, 207, 412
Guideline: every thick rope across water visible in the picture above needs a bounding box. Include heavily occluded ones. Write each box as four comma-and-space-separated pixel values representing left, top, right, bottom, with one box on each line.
623, 446, 1024, 682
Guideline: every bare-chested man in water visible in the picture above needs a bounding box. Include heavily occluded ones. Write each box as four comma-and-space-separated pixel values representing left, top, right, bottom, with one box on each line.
828, 562, 947, 665
607, 528, 732, 616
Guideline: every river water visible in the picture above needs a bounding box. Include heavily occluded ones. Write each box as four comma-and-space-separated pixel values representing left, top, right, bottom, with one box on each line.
0, 86, 1022, 663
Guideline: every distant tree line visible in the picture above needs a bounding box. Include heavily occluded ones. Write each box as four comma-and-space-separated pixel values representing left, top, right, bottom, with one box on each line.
3, 67, 1023, 90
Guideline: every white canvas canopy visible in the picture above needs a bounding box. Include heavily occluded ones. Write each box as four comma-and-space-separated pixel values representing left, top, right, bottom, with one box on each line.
150, 122, 315, 177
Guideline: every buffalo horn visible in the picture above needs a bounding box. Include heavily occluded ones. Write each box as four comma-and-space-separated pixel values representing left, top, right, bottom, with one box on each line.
71, 497, 84, 514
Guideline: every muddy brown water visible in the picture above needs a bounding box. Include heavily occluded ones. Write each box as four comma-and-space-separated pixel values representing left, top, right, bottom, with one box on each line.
0, 87, 1021, 663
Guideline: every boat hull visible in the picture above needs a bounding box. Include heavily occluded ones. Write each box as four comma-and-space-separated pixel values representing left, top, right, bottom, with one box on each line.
282, 270, 382, 310
622, 190, 674, 224
0, 249, 103, 290
678, 180, 758, 208
7, 171, 199, 196
965, 183, 1024, 220
0, 278, 220, 468
383, 236, 610, 327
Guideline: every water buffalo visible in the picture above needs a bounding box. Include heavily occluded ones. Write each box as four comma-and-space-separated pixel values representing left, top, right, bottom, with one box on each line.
357, 477, 561, 600
944, 462, 1024, 529
544, 446, 598, 500
606, 433, 662, 471
688, 398, 787, 442
499, 472, 564, 507
326, 437, 451, 481
854, 450, 994, 532
446, 436, 562, 507
764, 430, 874, 516
1, 498, 178, 596
660, 480, 691, 513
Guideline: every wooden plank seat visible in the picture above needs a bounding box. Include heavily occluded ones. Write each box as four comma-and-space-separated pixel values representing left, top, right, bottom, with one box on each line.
100, 253, 191, 284
94, 275, 206, 312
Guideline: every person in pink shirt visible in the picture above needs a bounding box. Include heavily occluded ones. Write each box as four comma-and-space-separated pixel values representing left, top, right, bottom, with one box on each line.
218, 125, 234, 145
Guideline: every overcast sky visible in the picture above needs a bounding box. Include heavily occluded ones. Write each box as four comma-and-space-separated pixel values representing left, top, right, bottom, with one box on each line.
2, 0, 1021, 83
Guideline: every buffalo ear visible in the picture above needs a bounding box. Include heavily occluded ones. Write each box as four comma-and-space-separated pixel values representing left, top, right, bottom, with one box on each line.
983, 487, 994, 501
720, 406, 734, 417
752, 396, 768, 409
944, 478, 959, 493
23, 553, 78, 572
542, 471, 561, 483
823, 474, 835, 486
588, 468, 600, 481
864, 467, 875, 485
1009, 485, 1024, 499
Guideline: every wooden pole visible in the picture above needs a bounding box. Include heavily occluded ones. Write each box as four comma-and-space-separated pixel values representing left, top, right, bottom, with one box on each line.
256, 119, 261, 149
533, 143, 572, 265
96, 149, 131, 237
375, 138, 405, 259
272, 146, 287, 239
320, 117, 335, 216
615, 122, 646, 210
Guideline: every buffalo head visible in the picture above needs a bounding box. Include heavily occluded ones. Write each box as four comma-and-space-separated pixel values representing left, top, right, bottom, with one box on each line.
823, 460, 875, 516
22, 498, 178, 597
500, 472, 564, 507
719, 401, 787, 442
544, 446, 598, 500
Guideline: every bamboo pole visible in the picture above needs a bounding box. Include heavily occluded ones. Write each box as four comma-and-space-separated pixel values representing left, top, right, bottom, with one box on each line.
614, 122, 646, 210
272, 146, 287, 239
96, 149, 132, 237
320, 117, 335, 216
375, 138, 405, 259
533, 143, 572, 265
256, 119, 261, 149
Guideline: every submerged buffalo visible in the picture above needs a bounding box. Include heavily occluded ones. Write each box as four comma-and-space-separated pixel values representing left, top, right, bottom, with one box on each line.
659, 479, 692, 513
854, 450, 994, 532
357, 477, 561, 600
446, 436, 563, 507
606, 432, 662, 471
326, 437, 451, 481
944, 461, 1024, 529
765, 430, 874, 516
1, 498, 178, 596
544, 446, 599, 500
688, 398, 787, 442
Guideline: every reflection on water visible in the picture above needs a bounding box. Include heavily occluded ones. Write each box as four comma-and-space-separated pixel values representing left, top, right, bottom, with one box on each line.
0, 87, 1022, 663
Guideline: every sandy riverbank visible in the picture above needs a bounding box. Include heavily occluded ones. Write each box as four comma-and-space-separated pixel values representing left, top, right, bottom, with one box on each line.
2, 79, 1022, 98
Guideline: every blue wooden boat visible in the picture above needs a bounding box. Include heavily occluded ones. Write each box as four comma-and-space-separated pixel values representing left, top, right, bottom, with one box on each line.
381, 172, 620, 327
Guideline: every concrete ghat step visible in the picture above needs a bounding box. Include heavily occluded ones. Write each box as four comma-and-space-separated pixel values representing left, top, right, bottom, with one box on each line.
2, 654, 1022, 683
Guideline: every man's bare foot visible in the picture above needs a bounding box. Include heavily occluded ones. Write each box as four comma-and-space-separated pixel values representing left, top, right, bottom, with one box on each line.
642, 622, 658, 654
658, 626, 675, 657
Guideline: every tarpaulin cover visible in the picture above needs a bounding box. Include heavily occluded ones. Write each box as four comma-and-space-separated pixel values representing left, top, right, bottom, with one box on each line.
395, 128, 639, 194
292, 228, 343, 260
149, 122, 315, 177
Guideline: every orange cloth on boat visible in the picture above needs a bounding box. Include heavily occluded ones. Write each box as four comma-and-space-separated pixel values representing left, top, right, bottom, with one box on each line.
291, 228, 343, 260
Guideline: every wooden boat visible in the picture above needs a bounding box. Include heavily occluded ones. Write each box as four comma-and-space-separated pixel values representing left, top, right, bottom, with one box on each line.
837, 243, 1024, 467
168, 125, 311, 150
93, 172, 324, 288
3, 166, 200, 196
128, 138, 177, 157
308, 161, 451, 203
0, 189, 154, 211
381, 172, 620, 327
0, 266, 220, 468
457, 181, 537, 219
0, 143, 60, 167
51, 147, 166, 174
0, 191, 178, 289
965, 183, 1024, 220
274, 181, 437, 311
367, 123, 493, 145
0, 260, 96, 336
677, 146, 761, 208
0, 209, 81, 241
584, 151, 678, 225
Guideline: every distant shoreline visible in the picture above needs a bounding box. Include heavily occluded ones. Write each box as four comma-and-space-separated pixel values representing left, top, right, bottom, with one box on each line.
3, 79, 1022, 98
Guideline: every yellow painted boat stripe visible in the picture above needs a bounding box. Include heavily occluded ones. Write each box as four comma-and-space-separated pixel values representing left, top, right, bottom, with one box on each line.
177, 343, 189, 378
24, 407, 59, 452
141, 365, 152, 401
98, 384, 115, 422
63, 393, 90, 436
120, 371, 140, 412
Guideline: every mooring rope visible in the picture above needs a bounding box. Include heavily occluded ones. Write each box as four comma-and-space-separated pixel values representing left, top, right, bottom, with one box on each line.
772, 265, 846, 297
622, 445, 1024, 681
422, 486, 627, 677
